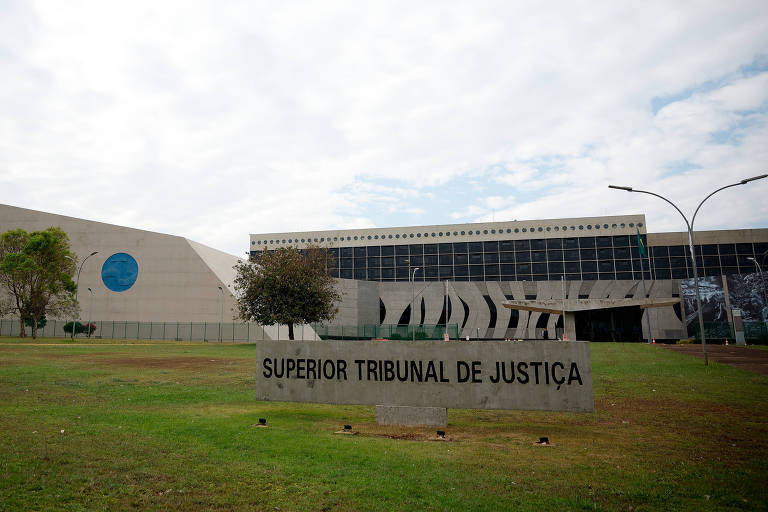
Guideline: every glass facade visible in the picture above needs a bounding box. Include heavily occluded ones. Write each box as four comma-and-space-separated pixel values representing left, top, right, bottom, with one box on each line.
251, 237, 767, 282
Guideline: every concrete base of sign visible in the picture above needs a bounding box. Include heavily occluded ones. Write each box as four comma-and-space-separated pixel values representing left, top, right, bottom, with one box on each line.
375, 405, 448, 427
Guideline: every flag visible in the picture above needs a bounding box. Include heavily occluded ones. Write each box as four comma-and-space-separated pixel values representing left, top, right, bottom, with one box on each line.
637, 228, 647, 258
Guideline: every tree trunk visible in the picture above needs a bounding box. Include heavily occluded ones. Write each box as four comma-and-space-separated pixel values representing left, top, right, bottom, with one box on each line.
32, 321, 37, 339
18, 317, 26, 338
288, 323, 294, 340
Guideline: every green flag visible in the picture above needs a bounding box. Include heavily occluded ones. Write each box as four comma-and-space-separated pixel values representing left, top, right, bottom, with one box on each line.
637, 228, 647, 258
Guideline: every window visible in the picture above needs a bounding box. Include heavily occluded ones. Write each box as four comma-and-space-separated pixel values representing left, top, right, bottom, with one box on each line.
514, 239, 530, 251
564, 249, 580, 261
614, 247, 630, 259
500, 252, 515, 263
563, 238, 579, 249
515, 251, 531, 263
596, 236, 612, 248
546, 238, 562, 249
548, 261, 564, 273
668, 246, 686, 257
547, 249, 563, 261
614, 235, 630, 246
597, 248, 613, 260
598, 260, 614, 272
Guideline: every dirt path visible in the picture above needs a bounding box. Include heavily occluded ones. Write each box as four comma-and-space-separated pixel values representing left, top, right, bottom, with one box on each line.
663, 344, 768, 375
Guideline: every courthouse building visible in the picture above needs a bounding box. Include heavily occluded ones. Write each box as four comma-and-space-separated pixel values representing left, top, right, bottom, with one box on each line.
251, 216, 768, 342
1, 203, 766, 342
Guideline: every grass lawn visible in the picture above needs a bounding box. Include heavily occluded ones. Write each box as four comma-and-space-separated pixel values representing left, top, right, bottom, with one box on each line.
0, 339, 766, 511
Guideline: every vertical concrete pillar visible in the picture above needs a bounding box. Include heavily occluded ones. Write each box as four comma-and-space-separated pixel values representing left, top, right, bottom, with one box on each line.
565, 311, 577, 341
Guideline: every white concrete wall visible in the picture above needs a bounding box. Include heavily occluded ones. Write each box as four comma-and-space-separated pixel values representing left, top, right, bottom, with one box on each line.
0, 204, 316, 339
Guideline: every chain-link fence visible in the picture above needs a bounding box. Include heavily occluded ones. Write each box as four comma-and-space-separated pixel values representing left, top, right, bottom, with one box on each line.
314, 324, 460, 341
0, 319, 304, 342
0, 319, 461, 342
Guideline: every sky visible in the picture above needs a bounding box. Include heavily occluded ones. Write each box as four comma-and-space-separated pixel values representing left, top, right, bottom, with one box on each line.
1, 1, 767, 256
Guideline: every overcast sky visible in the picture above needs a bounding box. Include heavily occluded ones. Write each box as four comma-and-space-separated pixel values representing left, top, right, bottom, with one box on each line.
1, 1, 767, 256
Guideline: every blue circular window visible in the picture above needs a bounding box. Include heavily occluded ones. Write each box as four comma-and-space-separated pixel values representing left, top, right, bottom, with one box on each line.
102, 253, 138, 292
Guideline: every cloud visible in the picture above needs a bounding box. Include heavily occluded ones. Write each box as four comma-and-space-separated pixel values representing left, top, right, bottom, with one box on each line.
0, 0, 767, 255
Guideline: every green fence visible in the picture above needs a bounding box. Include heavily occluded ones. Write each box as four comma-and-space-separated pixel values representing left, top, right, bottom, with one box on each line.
693, 321, 768, 343
315, 324, 460, 341
0, 319, 290, 342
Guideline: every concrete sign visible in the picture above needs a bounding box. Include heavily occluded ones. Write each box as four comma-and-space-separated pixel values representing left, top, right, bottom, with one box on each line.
255, 340, 593, 413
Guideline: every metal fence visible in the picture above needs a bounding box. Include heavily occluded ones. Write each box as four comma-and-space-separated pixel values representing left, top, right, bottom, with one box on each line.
0, 319, 461, 342
315, 324, 460, 341
0, 319, 301, 342
693, 321, 768, 343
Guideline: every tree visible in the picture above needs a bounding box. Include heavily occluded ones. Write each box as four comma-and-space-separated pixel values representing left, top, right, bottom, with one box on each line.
0, 228, 76, 338
233, 245, 341, 340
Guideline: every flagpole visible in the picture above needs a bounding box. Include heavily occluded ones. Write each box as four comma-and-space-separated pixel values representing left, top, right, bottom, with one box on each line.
638, 229, 652, 343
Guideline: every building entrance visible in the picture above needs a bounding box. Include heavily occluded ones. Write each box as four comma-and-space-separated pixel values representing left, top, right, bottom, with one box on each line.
575, 306, 644, 342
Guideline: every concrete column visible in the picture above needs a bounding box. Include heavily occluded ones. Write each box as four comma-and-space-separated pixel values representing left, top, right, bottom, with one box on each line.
565, 311, 577, 341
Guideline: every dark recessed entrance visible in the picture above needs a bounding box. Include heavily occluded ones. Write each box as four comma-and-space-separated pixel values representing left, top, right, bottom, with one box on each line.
575, 306, 643, 342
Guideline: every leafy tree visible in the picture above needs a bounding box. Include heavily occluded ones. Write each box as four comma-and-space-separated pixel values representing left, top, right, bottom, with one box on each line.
0, 228, 76, 338
233, 245, 341, 340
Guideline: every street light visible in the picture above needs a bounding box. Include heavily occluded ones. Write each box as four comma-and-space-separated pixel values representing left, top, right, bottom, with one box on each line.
87, 287, 94, 338
746, 257, 768, 329
217, 286, 224, 343
65, 251, 98, 339
411, 267, 420, 341
609, 173, 767, 365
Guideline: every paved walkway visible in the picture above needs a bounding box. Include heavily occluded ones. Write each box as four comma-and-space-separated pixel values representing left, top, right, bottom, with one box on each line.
663, 344, 768, 375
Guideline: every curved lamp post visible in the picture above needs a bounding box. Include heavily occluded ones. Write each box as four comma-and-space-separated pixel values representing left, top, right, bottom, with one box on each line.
65, 251, 98, 339
746, 257, 768, 329
411, 267, 420, 341
609, 174, 767, 365
87, 287, 94, 338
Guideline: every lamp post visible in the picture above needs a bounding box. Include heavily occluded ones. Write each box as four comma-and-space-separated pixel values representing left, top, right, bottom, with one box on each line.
609, 174, 767, 365
217, 286, 224, 343
746, 257, 768, 329
87, 287, 94, 338
411, 267, 420, 341
65, 251, 98, 339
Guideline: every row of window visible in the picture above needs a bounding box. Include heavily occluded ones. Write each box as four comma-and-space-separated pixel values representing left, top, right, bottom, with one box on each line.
252, 223, 645, 246
250, 241, 767, 282
337, 251, 649, 267
324, 235, 649, 259
331, 268, 649, 282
